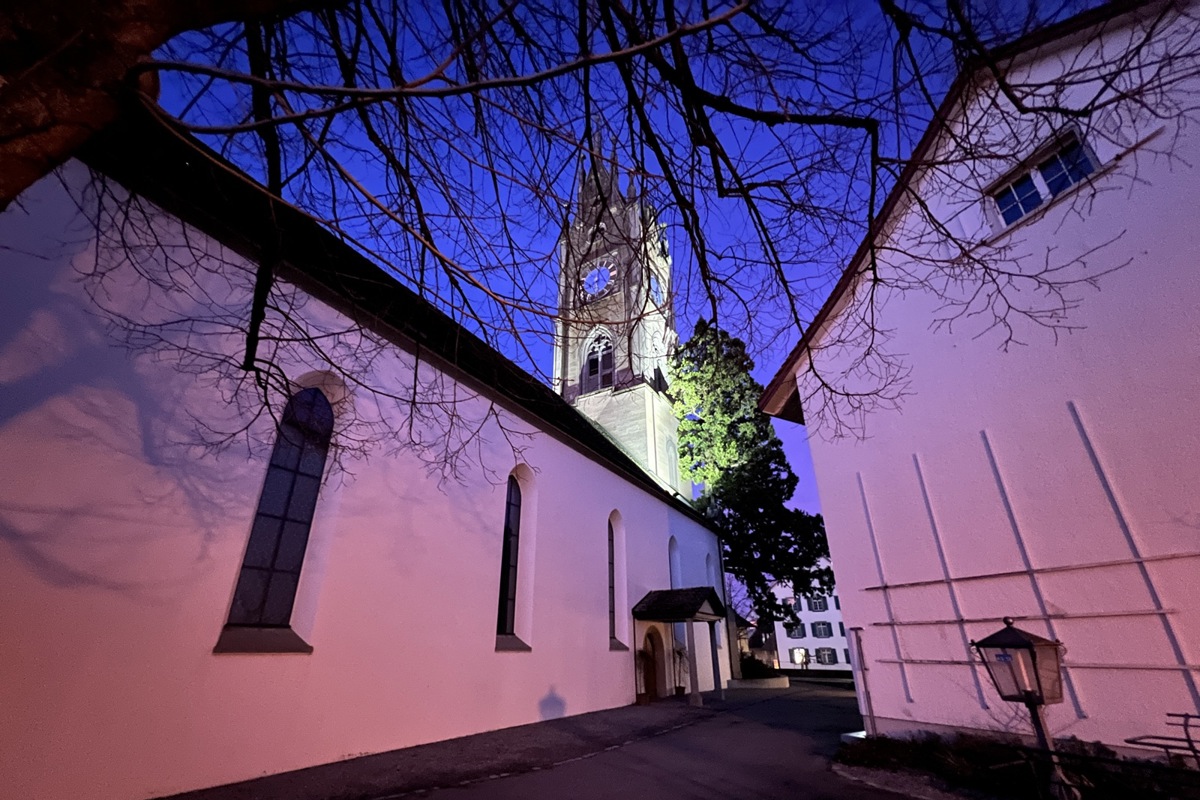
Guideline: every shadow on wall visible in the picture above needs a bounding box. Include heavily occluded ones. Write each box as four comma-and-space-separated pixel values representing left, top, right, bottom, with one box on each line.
539, 686, 567, 720
0, 167, 261, 598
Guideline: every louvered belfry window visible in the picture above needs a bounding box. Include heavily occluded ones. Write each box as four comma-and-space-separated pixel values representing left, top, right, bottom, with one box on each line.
582, 335, 614, 394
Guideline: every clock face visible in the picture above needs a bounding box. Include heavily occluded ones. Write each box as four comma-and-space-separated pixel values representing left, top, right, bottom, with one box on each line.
582, 262, 613, 298
649, 273, 664, 305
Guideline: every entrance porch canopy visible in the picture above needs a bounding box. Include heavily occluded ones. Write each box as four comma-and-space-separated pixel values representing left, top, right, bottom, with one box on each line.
632, 587, 726, 623
632, 587, 727, 706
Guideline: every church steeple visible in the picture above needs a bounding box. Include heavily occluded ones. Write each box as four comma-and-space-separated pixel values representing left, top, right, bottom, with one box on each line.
552, 137, 682, 493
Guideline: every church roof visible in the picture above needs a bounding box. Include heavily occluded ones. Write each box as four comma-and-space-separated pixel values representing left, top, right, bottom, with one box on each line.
79, 105, 716, 533
632, 587, 726, 622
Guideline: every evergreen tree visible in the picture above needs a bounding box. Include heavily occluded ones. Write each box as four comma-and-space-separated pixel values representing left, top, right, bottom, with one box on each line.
671, 318, 831, 618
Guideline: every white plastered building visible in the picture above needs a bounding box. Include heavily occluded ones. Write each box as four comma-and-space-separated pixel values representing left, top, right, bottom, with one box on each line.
770, 581, 851, 673
762, 1, 1200, 748
0, 110, 732, 800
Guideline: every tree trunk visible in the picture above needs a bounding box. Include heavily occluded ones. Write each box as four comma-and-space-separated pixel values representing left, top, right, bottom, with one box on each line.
0, 0, 317, 210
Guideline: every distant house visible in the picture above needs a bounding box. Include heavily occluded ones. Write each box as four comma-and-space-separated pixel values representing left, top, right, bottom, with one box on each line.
771, 583, 851, 673
762, 1, 1200, 748
0, 110, 731, 800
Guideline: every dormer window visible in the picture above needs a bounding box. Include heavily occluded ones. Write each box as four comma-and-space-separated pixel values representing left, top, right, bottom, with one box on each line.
992, 136, 1096, 227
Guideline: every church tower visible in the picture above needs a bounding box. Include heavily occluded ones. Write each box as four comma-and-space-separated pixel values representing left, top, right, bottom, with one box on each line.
552, 149, 683, 494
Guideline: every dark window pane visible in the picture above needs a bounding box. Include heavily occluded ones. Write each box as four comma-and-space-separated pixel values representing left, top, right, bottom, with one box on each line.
257, 468, 294, 518
1063, 143, 1094, 181
497, 476, 522, 635
270, 429, 303, 470
1013, 174, 1042, 213
226, 387, 333, 630
1041, 159, 1071, 196
608, 524, 616, 638
1039, 141, 1095, 197
995, 187, 1023, 225
243, 515, 283, 568
274, 521, 311, 572
600, 349, 614, 388
286, 387, 335, 436
297, 440, 328, 477
287, 474, 322, 523
229, 567, 269, 625
261, 572, 300, 626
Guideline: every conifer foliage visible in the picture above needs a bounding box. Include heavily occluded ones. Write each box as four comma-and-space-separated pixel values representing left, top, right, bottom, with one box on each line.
671, 319, 831, 619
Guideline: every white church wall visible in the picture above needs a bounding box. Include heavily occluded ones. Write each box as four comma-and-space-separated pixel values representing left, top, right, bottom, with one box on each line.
787, 8, 1200, 748
0, 164, 726, 800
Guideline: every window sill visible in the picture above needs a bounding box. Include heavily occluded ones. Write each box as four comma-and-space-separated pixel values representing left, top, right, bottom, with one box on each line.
609, 638, 630, 652
495, 634, 532, 652
214, 626, 313, 654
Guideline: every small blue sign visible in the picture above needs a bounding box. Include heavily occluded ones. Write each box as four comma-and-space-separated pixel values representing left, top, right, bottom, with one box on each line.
996, 653, 1013, 663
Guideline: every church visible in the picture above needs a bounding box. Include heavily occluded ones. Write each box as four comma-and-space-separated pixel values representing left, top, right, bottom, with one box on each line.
0, 108, 732, 800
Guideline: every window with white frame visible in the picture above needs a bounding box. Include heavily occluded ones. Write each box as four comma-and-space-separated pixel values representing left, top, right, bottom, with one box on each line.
808, 596, 828, 613
993, 136, 1096, 226
789, 647, 808, 665
784, 622, 806, 639
815, 647, 838, 665
812, 621, 834, 638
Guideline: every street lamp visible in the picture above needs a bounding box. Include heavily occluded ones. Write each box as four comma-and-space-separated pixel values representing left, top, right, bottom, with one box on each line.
972, 618, 1063, 711
972, 618, 1077, 800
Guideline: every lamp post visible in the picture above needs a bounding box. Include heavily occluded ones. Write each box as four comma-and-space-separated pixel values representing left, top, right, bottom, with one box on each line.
972, 617, 1077, 800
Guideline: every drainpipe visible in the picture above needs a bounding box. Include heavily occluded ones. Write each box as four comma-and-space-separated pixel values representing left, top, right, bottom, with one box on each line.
851, 627, 877, 736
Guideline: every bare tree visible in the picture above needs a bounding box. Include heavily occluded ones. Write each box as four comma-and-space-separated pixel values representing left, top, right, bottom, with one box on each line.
6, 0, 1200, 460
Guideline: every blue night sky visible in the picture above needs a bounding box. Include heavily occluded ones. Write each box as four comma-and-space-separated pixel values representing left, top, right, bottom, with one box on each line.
152, 0, 1099, 511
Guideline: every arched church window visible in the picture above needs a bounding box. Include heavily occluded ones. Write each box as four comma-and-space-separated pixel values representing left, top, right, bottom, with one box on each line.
582, 334, 614, 394
497, 475, 523, 635
608, 521, 617, 640
227, 387, 334, 628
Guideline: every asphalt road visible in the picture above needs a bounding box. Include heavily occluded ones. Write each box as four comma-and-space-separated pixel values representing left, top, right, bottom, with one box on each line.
412, 685, 904, 800
166, 684, 905, 800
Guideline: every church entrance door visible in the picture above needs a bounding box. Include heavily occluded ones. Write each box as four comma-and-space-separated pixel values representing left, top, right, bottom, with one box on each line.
641, 628, 665, 702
